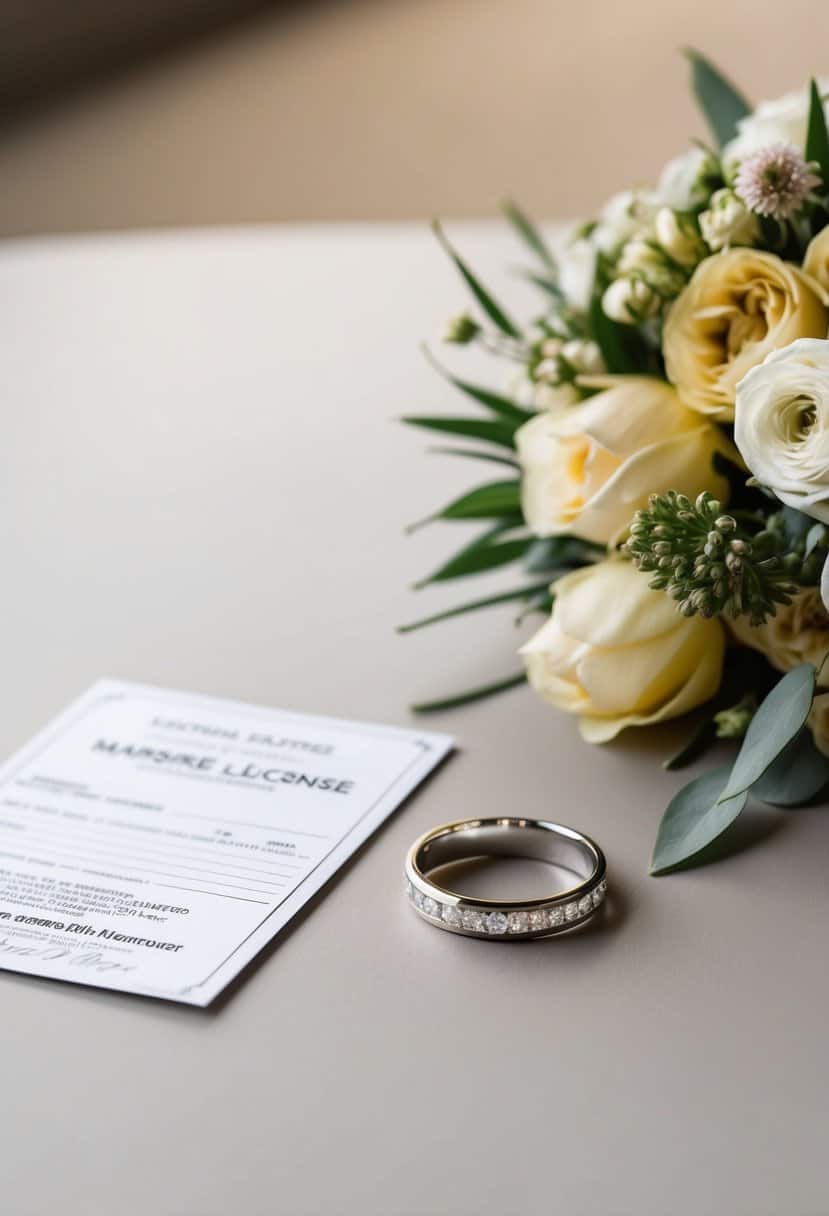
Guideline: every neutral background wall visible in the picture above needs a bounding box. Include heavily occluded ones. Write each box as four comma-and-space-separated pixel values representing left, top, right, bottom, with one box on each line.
0, 0, 826, 238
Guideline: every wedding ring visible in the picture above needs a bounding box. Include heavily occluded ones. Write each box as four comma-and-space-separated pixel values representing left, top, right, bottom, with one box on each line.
405, 817, 607, 939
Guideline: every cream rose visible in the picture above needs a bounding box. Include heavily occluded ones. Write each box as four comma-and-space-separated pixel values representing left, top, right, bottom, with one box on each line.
728, 586, 829, 682
734, 338, 829, 523
515, 376, 734, 544
520, 560, 725, 742
803, 226, 829, 293
663, 250, 829, 421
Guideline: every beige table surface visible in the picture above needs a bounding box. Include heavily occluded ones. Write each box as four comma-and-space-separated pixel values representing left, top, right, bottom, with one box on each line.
0, 223, 825, 1216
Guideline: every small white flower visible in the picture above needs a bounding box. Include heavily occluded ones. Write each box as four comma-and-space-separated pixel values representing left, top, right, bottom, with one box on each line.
533, 357, 560, 384
656, 147, 716, 210
699, 188, 760, 251
724, 80, 829, 169
593, 190, 658, 255
735, 143, 821, 221
601, 277, 660, 325
557, 237, 596, 312
616, 238, 685, 299
560, 339, 605, 375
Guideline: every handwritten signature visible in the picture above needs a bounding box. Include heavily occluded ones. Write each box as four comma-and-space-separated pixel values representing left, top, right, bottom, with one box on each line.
0, 936, 136, 973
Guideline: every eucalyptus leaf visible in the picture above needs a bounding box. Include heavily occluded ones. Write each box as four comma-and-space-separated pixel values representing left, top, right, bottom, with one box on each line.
780, 505, 813, 544
805, 521, 827, 558
411, 672, 526, 714
402, 415, 518, 449
806, 78, 829, 185
422, 349, 533, 423
717, 663, 816, 803
502, 200, 556, 269
432, 221, 521, 338
751, 728, 829, 806
398, 583, 551, 633
684, 49, 751, 148
650, 765, 748, 875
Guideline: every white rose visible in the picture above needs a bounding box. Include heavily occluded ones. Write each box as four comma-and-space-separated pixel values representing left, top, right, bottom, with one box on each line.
734, 338, 829, 524
516, 376, 734, 543
656, 147, 714, 210
699, 188, 760, 251
558, 237, 596, 312
723, 80, 829, 168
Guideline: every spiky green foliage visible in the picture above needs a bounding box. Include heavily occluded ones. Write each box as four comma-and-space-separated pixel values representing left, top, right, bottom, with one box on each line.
624, 491, 800, 625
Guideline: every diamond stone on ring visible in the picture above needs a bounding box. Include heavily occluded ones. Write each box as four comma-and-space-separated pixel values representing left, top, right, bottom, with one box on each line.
405, 817, 607, 940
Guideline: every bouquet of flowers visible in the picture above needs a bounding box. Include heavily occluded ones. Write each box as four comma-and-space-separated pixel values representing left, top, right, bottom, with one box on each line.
402, 53, 829, 873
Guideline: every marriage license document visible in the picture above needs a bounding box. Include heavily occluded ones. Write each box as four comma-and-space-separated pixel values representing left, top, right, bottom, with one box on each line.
0, 680, 452, 1005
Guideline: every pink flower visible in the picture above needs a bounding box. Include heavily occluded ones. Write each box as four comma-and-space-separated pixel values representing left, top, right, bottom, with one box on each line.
735, 142, 821, 221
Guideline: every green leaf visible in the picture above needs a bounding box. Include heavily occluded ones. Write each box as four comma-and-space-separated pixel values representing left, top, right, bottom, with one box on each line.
398, 582, 552, 633
428, 480, 522, 524
523, 535, 601, 573
805, 521, 827, 558
428, 446, 519, 469
502, 200, 555, 269
422, 348, 533, 423
432, 220, 521, 338
514, 587, 555, 624
415, 528, 530, 587
519, 270, 564, 301
402, 415, 518, 449
411, 672, 526, 713
650, 764, 749, 875
684, 49, 751, 148
806, 78, 829, 185
751, 728, 829, 806
662, 716, 719, 772
717, 663, 817, 803
588, 293, 639, 374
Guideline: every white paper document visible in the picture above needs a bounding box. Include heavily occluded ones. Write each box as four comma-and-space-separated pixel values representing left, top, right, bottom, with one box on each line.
0, 680, 452, 1005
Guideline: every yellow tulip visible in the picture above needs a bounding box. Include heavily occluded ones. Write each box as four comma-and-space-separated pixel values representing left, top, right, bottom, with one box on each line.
520, 560, 725, 742
515, 376, 734, 545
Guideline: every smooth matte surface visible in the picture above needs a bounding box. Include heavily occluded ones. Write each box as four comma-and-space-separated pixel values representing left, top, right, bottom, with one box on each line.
0, 224, 825, 1215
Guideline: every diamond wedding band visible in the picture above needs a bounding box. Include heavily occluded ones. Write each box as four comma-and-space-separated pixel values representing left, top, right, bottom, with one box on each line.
405, 817, 607, 940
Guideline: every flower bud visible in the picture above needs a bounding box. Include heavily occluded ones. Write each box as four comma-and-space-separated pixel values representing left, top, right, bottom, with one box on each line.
714, 696, 756, 740
699, 189, 760, 252
602, 276, 660, 325
654, 207, 703, 268
560, 338, 605, 375
443, 313, 481, 344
